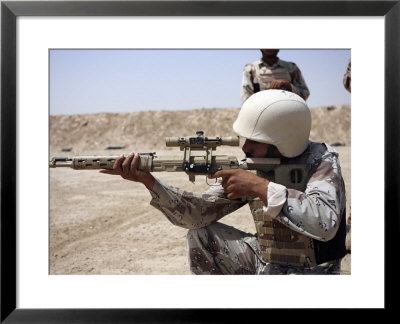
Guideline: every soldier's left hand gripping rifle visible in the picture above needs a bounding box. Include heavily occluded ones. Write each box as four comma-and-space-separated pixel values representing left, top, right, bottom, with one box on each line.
49, 131, 307, 191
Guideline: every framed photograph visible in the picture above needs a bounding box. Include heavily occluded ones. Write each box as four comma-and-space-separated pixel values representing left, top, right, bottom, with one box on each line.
1, 0, 398, 321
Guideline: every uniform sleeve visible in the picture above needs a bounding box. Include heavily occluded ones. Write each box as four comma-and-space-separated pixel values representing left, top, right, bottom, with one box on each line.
241, 64, 255, 103
273, 147, 346, 242
148, 178, 247, 229
343, 60, 351, 92
289, 63, 310, 101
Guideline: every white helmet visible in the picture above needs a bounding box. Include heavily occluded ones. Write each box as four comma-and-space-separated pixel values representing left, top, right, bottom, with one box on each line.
233, 90, 311, 158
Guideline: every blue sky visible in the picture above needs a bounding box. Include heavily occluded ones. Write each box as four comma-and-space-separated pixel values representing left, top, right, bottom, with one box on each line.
50, 49, 350, 115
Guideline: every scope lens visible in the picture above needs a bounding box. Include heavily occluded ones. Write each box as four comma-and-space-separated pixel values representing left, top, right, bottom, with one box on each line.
190, 137, 204, 145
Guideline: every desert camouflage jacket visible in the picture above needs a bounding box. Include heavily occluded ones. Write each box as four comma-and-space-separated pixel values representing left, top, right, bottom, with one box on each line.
343, 59, 351, 92
149, 142, 346, 242
241, 58, 310, 103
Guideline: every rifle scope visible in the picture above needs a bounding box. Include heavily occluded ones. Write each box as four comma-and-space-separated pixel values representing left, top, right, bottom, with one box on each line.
165, 131, 239, 149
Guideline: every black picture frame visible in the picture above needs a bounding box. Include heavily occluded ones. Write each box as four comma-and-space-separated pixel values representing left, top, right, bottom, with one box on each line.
1, 0, 398, 322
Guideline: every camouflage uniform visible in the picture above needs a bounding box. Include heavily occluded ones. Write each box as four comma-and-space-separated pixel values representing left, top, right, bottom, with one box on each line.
241, 58, 310, 103
343, 59, 351, 93
149, 142, 346, 275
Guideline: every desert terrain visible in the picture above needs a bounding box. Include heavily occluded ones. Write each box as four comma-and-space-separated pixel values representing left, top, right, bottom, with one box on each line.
49, 105, 351, 275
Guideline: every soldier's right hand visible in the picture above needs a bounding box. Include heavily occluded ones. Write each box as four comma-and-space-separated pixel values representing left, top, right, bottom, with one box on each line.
99, 152, 155, 190
269, 79, 292, 92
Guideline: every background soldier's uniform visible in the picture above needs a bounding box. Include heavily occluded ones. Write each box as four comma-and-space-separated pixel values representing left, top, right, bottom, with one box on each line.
343, 58, 351, 229
241, 58, 310, 103
343, 59, 351, 93
149, 142, 346, 275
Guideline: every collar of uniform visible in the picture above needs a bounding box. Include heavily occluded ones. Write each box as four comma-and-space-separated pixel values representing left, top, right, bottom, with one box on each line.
259, 57, 282, 68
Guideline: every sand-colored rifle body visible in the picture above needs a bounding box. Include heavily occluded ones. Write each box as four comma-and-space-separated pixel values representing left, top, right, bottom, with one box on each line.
49, 154, 307, 191
49, 131, 307, 190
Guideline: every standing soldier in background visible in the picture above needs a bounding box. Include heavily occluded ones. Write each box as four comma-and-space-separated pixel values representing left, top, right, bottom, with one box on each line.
343, 58, 351, 231
241, 49, 310, 103
343, 59, 351, 93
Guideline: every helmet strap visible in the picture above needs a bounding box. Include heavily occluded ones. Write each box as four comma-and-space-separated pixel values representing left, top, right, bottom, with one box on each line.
265, 144, 279, 158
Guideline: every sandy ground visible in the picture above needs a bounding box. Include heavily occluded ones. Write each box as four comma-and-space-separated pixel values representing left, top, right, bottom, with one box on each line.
49, 105, 351, 275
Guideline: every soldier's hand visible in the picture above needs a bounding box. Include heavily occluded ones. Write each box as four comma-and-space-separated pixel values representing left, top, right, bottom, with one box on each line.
99, 152, 155, 190
208, 169, 269, 201
269, 79, 292, 92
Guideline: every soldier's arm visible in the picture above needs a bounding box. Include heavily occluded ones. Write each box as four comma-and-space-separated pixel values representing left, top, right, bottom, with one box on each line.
289, 64, 310, 100
274, 145, 346, 241
343, 60, 351, 92
241, 64, 255, 103
149, 178, 247, 230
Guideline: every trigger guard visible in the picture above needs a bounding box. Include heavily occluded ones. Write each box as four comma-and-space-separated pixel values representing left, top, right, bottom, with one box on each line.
205, 175, 218, 186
